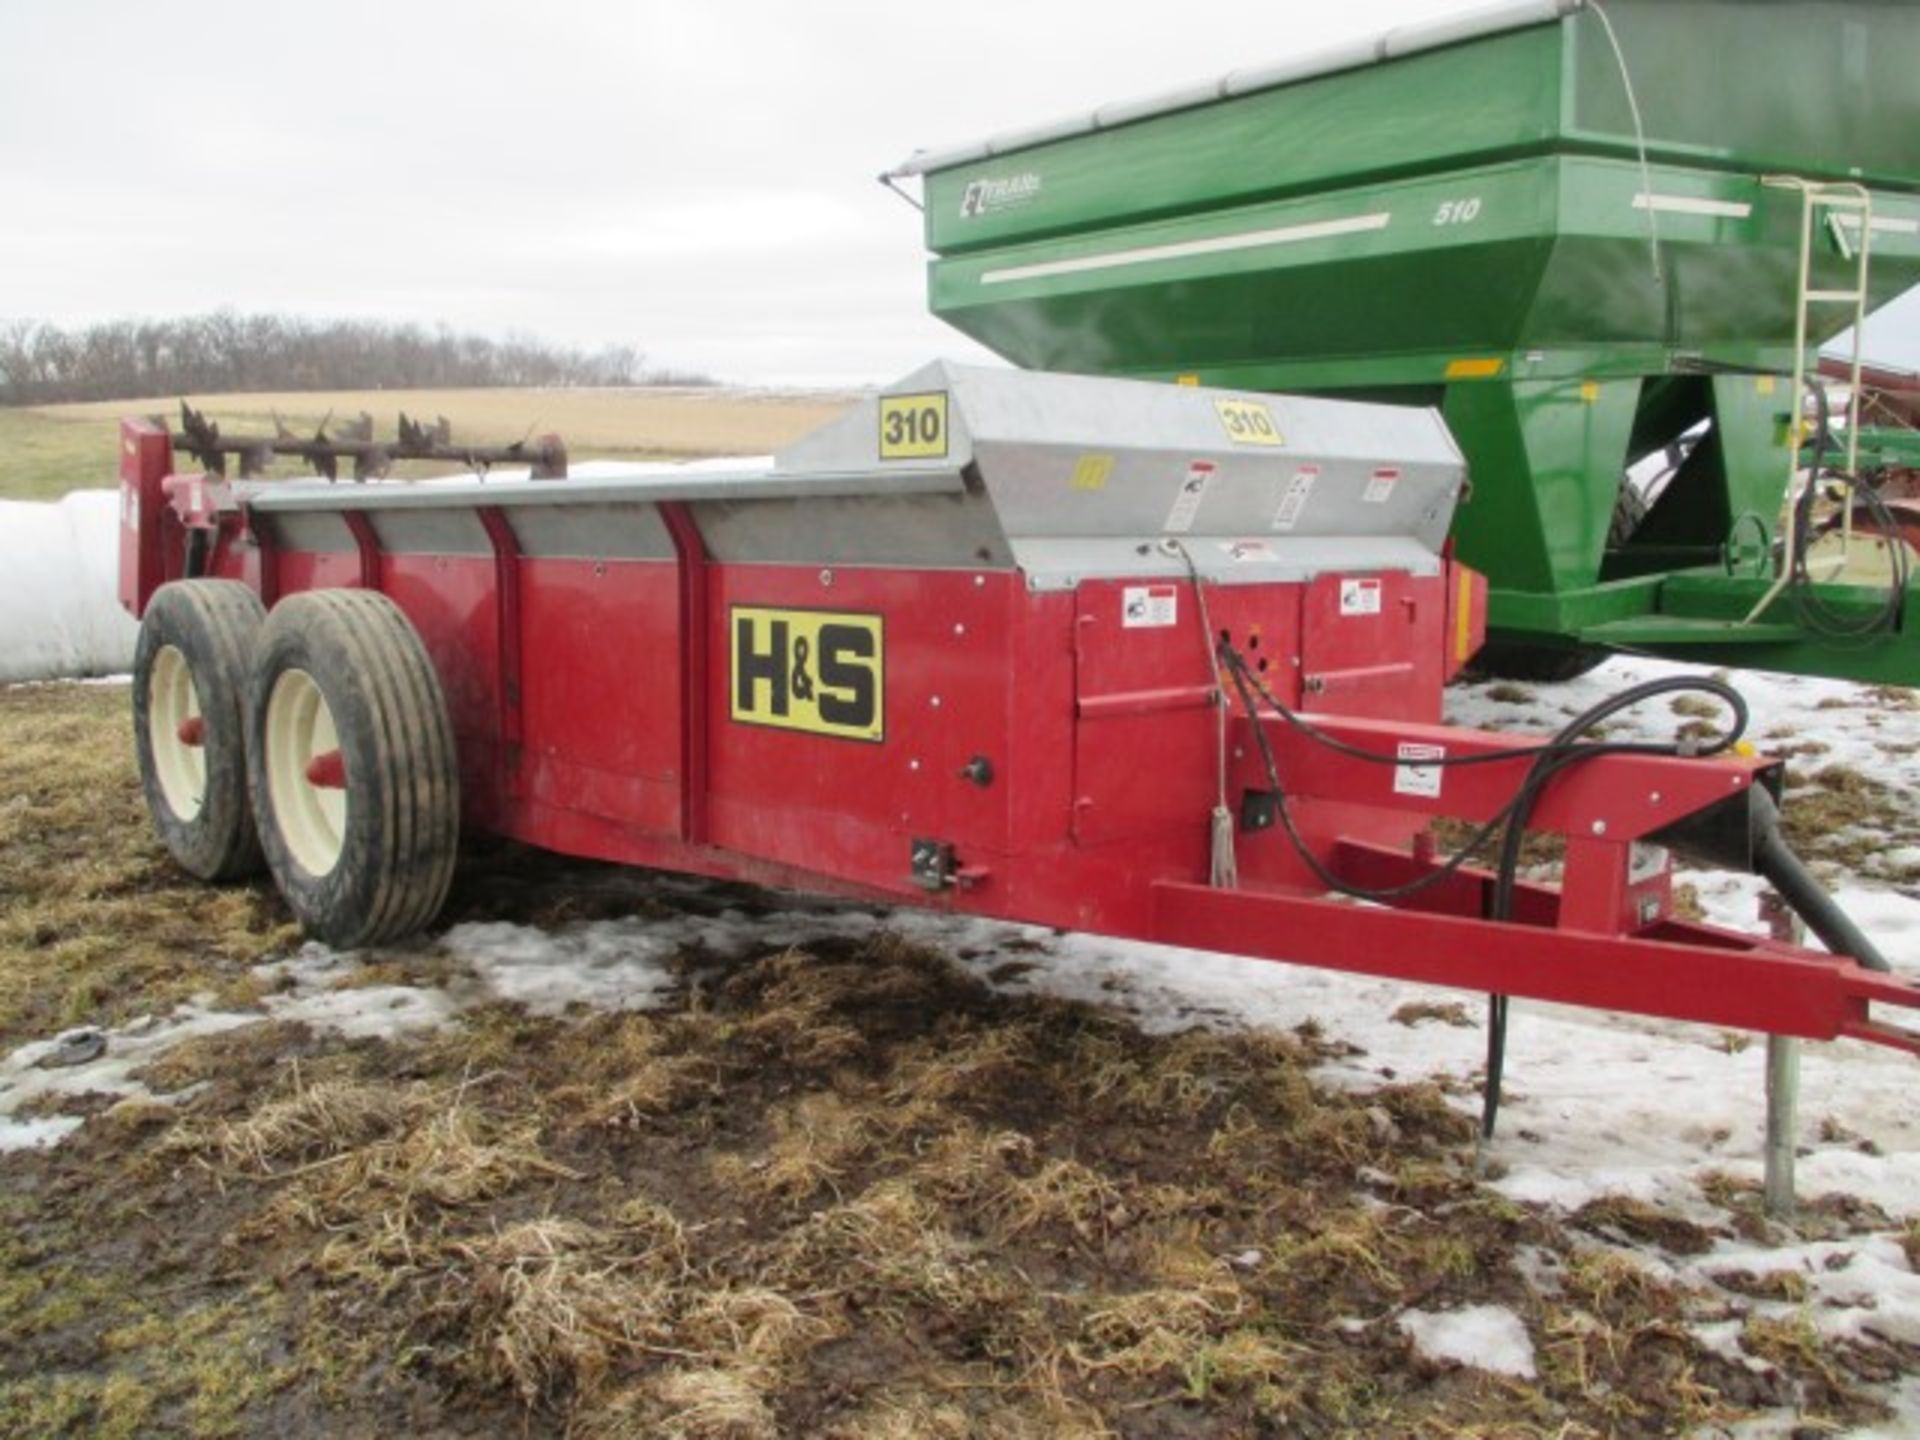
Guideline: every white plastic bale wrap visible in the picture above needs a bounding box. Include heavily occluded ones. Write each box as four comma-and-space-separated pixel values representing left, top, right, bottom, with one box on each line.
0, 491, 139, 683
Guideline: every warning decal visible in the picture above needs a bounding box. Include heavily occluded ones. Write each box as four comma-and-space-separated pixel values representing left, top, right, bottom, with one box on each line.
1273, 466, 1318, 531
1122, 584, 1179, 629
1361, 468, 1399, 504
1164, 461, 1215, 534
731, 606, 884, 742
1393, 742, 1445, 799
1339, 578, 1382, 616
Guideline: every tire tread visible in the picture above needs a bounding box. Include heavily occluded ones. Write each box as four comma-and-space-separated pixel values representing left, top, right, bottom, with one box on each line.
248, 589, 459, 947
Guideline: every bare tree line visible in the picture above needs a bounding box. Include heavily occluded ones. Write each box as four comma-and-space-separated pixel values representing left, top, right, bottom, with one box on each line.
0, 312, 714, 405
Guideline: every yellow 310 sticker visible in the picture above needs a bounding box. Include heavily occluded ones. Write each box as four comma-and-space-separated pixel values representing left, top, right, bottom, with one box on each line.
878, 392, 949, 460
731, 606, 885, 743
1213, 398, 1284, 447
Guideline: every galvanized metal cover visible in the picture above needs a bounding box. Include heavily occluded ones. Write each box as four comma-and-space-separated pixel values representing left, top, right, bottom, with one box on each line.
242, 362, 1464, 586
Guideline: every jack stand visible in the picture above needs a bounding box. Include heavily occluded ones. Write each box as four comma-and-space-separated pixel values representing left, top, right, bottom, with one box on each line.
1760, 892, 1807, 1220
1764, 1034, 1801, 1221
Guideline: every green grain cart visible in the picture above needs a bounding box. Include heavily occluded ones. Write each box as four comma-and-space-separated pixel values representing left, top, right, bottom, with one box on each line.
890, 0, 1920, 682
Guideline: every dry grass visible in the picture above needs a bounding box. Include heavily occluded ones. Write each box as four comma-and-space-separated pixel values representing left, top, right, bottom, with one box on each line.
1572, 1194, 1716, 1257
292, 1098, 574, 1219
202, 1074, 422, 1169
1781, 761, 1919, 870
554, 1021, 720, 1133
446, 1218, 668, 1403
989, 1157, 1122, 1243
581, 1366, 779, 1440
714, 1091, 887, 1207
2, 683, 1908, 1436
0, 683, 296, 1047
1391, 1000, 1477, 1028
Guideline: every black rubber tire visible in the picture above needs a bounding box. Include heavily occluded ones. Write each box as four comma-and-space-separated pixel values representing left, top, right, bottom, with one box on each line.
1466, 639, 1611, 684
247, 589, 459, 948
132, 579, 267, 880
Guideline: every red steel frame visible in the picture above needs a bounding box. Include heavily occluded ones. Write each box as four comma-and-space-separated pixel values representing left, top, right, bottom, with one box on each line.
116, 420, 1920, 1057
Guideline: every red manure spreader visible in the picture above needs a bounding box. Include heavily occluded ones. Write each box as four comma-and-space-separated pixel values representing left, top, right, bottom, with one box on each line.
117, 364, 1920, 1131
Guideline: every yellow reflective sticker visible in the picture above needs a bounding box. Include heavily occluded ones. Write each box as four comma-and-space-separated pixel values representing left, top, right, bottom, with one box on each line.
1445, 357, 1506, 380
1175, 373, 1201, 387
1580, 381, 1601, 403
730, 607, 884, 742
1213, 398, 1284, 447
1454, 567, 1474, 663
1756, 375, 1777, 396
1070, 454, 1114, 491
878, 392, 948, 460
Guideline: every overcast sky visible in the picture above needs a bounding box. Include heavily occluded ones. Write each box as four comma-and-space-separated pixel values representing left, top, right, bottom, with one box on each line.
5, 0, 1918, 385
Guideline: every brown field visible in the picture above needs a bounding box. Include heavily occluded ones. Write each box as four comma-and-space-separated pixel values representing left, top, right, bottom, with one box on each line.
0, 387, 854, 503
2, 681, 1912, 1438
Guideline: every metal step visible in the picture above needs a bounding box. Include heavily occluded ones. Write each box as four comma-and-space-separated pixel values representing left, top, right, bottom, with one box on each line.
1581, 615, 1809, 646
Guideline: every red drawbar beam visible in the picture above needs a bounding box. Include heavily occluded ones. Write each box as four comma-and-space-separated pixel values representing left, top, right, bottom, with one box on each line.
1151, 873, 1920, 1055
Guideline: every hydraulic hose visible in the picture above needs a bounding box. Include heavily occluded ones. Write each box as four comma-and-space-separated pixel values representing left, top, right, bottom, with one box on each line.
1217, 646, 1750, 1141
1749, 786, 1890, 972
1790, 379, 1909, 643
1213, 643, 1892, 1141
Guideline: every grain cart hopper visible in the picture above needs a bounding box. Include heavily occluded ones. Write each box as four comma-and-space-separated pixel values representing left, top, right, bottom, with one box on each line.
887, 0, 1920, 683
117, 365, 1920, 1136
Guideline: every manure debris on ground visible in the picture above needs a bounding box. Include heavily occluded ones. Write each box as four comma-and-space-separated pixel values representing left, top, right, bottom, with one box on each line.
4, 680, 1917, 1436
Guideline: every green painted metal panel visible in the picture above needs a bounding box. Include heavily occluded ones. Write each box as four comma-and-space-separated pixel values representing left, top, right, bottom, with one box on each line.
931, 160, 1560, 373
1446, 376, 1640, 594
910, 0, 1920, 682
1847, 427, 1920, 471
921, 25, 1565, 258
931, 154, 1920, 376
1563, 1, 1919, 189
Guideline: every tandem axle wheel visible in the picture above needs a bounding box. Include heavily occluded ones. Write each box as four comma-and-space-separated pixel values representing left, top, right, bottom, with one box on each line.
133, 581, 460, 947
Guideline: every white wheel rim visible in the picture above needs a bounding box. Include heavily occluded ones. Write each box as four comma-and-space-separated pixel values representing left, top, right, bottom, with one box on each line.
148, 644, 207, 821
265, 668, 348, 877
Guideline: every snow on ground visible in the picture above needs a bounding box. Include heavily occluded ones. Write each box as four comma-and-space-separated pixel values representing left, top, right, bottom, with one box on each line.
1396, 1304, 1537, 1379
0, 493, 138, 683
0, 944, 456, 1153
1445, 651, 1920, 780
441, 914, 743, 1015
